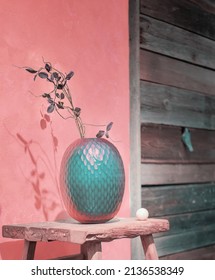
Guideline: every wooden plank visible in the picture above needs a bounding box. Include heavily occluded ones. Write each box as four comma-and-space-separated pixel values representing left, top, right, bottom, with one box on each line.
129, 0, 142, 260
81, 242, 102, 260
141, 183, 215, 216
153, 211, 215, 257
190, 0, 215, 14
140, 235, 159, 260
140, 0, 215, 40
140, 15, 215, 69
155, 225, 215, 256
154, 210, 215, 238
22, 240, 36, 260
140, 50, 215, 96
141, 163, 215, 185
140, 81, 215, 129
2, 218, 169, 243
141, 124, 215, 163
160, 244, 215, 260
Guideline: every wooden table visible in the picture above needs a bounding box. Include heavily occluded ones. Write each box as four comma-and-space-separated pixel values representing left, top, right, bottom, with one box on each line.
2, 217, 169, 260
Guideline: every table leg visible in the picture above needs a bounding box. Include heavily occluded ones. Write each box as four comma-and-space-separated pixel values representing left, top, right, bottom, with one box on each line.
140, 234, 159, 260
22, 240, 37, 260
81, 242, 102, 260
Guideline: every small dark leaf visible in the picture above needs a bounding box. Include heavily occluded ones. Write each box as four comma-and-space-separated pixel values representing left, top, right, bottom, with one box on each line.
47, 104, 55, 113
65, 71, 74, 80
96, 130, 105, 138
50, 73, 55, 81
57, 81, 66, 89
53, 72, 59, 79
74, 107, 81, 113
56, 92, 65, 99
25, 67, 37, 74
74, 107, 81, 117
57, 102, 64, 109
45, 63, 51, 72
38, 72, 48, 79
57, 84, 64, 89
48, 98, 54, 104
42, 93, 50, 98
33, 74, 37, 81
106, 122, 113, 131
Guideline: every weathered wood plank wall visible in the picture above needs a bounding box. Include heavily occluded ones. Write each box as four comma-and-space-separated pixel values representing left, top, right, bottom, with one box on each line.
141, 124, 215, 163
140, 0, 215, 259
140, 81, 215, 130
140, 0, 215, 39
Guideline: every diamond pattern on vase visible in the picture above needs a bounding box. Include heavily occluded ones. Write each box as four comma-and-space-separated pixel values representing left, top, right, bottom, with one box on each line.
59, 138, 125, 223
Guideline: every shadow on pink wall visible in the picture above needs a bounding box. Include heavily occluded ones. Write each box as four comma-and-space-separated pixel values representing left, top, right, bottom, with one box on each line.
15, 119, 60, 221
3, 114, 63, 221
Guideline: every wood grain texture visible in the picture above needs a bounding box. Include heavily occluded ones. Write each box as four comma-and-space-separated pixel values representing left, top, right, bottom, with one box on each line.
141, 163, 215, 185
190, 0, 215, 14
141, 124, 215, 163
140, 15, 215, 69
160, 244, 215, 260
22, 240, 36, 260
141, 185, 215, 257
2, 218, 169, 244
141, 183, 215, 216
153, 210, 215, 238
140, 235, 158, 260
140, 50, 215, 96
155, 224, 215, 256
140, 81, 215, 129
139, 0, 215, 259
81, 242, 102, 260
140, 0, 215, 40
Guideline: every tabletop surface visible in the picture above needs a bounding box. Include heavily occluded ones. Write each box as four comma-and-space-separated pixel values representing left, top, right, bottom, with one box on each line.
2, 217, 169, 244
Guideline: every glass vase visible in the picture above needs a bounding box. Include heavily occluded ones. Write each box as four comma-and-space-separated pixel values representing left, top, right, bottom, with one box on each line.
59, 138, 125, 223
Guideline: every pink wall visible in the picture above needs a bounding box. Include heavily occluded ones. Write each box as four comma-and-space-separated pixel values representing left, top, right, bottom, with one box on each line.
0, 0, 130, 259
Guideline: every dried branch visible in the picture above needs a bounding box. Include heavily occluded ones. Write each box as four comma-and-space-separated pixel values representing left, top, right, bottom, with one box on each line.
22, 59, 113, 139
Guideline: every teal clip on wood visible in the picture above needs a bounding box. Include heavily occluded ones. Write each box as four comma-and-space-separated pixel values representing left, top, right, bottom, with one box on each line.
181, 128, 194, 152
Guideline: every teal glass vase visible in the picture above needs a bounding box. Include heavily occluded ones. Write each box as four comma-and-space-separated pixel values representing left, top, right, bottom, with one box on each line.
59, 138, 125, 223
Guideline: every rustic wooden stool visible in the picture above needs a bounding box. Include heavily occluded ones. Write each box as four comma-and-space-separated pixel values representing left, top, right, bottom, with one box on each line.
2, 217, 169, 260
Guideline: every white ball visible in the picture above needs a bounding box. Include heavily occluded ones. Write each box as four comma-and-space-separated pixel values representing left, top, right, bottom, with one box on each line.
136, 208, 149, 221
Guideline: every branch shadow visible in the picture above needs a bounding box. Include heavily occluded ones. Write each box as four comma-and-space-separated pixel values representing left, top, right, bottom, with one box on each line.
3, 112, 64, 221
